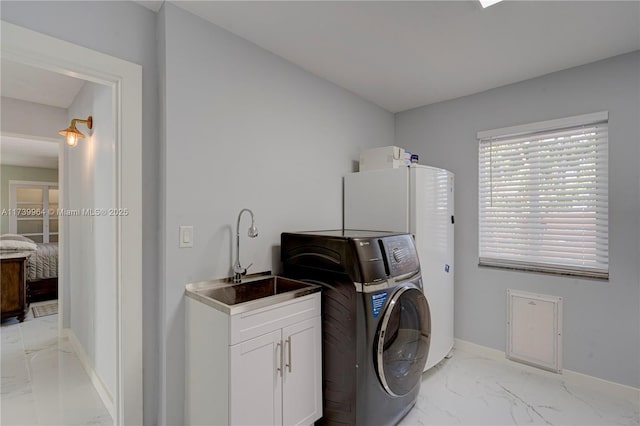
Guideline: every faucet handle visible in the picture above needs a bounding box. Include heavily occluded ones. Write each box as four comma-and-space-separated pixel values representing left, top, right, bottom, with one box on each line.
244, 263, 253, 275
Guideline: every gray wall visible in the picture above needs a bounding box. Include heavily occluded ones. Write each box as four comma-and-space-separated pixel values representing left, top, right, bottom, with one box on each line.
66, 81, 117, 398
159, 4, 394, 423
0, 2, 161, 423
395, 51, 640, 388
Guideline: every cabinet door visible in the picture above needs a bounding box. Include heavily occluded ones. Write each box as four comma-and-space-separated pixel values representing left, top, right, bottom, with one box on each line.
282, 316, 322, 426
230, 330, 283, 426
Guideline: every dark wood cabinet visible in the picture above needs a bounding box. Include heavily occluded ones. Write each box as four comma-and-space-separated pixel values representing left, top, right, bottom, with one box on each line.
1, 253, 30, 322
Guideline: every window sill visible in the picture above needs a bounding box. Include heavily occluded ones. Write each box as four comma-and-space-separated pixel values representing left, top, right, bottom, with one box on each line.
478, 262, 609, 282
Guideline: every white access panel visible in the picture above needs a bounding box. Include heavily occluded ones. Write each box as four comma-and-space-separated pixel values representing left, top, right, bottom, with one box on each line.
507, 289, 563, 373
411, 166, 455, 371
344, 168, 410, 232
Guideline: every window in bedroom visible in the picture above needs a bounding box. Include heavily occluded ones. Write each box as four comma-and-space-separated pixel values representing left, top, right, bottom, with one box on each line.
9, 181, 59, 243
477, 112, 609, 279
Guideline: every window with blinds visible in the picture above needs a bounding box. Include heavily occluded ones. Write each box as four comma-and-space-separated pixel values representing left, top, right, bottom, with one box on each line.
477, 112, 609, 279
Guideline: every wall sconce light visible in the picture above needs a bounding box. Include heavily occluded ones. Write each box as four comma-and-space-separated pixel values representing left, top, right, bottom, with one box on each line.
58, 116, 93, 147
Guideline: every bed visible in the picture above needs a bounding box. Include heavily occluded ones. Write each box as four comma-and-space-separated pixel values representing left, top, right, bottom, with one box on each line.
0, 235, 59, 303
26, 243, 59, 302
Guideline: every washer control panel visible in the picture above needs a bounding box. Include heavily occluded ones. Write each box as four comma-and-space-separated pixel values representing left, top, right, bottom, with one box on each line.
352, 238, 388, 284
381, 234, 420, 278
351, 233, 420, 283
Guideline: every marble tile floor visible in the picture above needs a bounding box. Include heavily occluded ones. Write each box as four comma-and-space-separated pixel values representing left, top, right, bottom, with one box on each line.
1, 301, 112, 426
401, 347, 640, 426
2, 304, 638, 426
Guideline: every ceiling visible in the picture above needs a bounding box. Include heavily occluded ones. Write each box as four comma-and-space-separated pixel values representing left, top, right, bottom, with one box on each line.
141, 0, 640, 113
0, 135, 59, 169
1, 59, 85, 109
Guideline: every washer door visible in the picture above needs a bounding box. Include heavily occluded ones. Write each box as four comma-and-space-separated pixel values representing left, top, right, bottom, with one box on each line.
375, 285, 430, 397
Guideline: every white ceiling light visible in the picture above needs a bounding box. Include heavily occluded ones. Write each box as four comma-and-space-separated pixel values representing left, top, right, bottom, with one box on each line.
479, 0, 504, 8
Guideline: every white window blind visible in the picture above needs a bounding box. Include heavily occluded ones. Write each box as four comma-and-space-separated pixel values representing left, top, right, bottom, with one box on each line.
478, 112, 609, 279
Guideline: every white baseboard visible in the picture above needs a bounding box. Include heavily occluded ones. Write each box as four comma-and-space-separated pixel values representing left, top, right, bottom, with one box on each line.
454, 338, 640, 404
62, 328, 115, 419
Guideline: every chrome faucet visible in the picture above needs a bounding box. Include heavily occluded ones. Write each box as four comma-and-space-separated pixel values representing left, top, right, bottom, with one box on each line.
233, 208, 259, 283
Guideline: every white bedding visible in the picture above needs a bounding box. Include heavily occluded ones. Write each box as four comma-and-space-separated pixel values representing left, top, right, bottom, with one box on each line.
28, 243, 58, 281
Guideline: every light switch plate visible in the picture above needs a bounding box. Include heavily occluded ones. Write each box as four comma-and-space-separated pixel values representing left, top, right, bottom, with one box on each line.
179, 225, 193, 248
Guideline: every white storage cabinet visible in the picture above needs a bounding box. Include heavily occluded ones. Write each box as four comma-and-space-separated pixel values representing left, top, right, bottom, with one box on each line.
186, 293, 322, 426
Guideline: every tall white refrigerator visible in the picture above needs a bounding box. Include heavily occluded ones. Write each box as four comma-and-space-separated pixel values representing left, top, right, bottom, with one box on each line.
344, 164, 454, 371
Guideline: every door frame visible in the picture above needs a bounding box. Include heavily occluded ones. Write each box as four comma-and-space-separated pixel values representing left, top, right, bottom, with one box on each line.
1, 21, 143, 425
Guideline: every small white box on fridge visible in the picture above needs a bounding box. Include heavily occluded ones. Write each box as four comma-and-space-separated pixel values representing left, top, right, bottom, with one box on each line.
359, 146, 408, 171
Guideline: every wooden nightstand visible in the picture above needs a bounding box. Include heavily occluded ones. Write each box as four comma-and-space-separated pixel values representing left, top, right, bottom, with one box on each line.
1, 252, 31, 322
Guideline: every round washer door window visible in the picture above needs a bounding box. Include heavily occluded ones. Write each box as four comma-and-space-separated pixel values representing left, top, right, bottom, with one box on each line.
375, 285, 430, 396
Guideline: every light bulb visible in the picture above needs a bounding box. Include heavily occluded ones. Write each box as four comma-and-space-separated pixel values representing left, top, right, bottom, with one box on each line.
66, 134, 78, 147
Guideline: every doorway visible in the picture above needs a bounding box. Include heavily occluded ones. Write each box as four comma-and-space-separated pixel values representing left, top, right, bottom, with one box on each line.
1, 21, 143, 425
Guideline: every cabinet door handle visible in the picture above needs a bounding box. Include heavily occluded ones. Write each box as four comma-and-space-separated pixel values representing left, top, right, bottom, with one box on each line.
285, 336, 292, 373
276, 341, 283, 377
